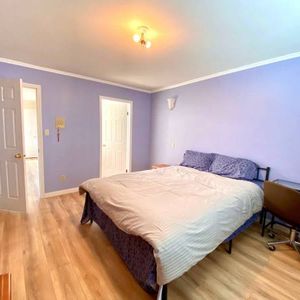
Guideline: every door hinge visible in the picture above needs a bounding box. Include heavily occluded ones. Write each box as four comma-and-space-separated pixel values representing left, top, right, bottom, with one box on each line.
126, 112, 129, 116
126, 169, 128, 173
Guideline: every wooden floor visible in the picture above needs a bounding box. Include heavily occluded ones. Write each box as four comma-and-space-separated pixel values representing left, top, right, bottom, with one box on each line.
0, 162, 299, 299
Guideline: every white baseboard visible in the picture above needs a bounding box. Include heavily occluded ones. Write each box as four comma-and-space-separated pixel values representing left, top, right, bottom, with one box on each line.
42, 187, 79, 198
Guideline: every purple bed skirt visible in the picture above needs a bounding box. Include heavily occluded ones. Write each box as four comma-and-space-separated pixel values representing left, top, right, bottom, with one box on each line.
81, 193, 259, 293
81, 193, 158, 293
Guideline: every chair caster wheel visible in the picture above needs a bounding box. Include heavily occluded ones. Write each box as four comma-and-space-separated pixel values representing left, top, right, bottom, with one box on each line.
268, 232, 275, 238
268, 245, 276, 251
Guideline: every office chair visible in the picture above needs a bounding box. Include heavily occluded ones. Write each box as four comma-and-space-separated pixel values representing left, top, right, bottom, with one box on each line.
263, 181, 300, 255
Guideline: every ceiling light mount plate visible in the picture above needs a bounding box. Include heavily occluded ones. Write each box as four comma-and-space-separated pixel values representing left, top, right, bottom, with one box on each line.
138, 26, 149, 33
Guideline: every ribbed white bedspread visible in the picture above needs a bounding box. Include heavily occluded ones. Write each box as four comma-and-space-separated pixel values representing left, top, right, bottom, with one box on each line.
80, 166, 263, 285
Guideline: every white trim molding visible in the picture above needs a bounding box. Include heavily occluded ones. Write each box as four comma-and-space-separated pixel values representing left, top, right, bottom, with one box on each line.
42, 187, 79, 198
1, 52, 300, 94
152, 51, 300, 93
0, 57, 151, 93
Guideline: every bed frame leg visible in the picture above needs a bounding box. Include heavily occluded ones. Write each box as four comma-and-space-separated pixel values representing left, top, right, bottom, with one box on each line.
226, 240, 232, 254
157, 284, 168, 300
162, 285, 168, 300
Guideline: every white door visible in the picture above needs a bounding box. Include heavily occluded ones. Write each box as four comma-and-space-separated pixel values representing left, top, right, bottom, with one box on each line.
0, 79, 26, 212
101, 98, 131, 178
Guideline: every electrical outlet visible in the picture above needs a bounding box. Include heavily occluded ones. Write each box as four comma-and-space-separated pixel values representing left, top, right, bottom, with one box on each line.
59, 175, 66, 182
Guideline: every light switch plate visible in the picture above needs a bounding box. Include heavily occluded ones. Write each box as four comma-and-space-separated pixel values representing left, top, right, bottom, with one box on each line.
44, 129, 50, 136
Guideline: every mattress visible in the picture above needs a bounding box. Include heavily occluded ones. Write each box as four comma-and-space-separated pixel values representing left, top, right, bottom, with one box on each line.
80, 166, 263, 285
81, 193, 259, 293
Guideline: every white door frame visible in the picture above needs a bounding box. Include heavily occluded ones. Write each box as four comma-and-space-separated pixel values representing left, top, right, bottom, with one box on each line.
22, 83, 45, 197
0, 79, 27, 212
99, 96, 133, 178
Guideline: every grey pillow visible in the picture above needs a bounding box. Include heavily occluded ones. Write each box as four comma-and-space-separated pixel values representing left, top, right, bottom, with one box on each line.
180, 150, 214, 171
209, 153, 258, 180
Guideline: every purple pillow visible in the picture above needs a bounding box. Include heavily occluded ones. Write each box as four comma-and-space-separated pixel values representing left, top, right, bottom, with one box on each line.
180, 150, 214, 171
209, 154, 257, 180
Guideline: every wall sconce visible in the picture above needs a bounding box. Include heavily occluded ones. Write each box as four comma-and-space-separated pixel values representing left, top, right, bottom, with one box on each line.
167, 97, 177, 111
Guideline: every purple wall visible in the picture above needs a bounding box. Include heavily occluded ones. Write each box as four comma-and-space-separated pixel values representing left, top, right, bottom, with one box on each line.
151, 58, 300, 182
0, 62, 151, 193
1, 57, 299, 192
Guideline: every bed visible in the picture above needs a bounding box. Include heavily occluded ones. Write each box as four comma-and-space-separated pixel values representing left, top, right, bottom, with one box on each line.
79, 152, 270, 300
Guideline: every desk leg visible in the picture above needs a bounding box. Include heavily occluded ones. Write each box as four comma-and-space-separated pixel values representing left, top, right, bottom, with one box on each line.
261, 209, 267, 237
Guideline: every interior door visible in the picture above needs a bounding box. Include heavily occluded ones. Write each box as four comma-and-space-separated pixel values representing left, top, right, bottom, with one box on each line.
0, 79, 26, 212
101, 99, 129, 178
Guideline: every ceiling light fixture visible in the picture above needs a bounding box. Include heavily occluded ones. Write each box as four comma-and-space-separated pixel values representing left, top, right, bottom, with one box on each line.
132, 26, 152, 48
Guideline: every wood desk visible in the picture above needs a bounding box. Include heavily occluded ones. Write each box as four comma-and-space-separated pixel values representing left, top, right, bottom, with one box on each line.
273, 179, 300, 192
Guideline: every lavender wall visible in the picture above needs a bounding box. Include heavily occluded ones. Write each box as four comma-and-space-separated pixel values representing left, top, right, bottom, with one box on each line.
151, 58, 300, 182
1, 57, 299, 192
0, 62, 151, 193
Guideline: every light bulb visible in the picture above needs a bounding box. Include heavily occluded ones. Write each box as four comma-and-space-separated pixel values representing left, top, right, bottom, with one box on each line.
145, 40, 152, 48
132, 33, 141, 43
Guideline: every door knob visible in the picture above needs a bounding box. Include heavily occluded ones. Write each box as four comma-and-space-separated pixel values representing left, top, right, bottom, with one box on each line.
14, 153, 23, 159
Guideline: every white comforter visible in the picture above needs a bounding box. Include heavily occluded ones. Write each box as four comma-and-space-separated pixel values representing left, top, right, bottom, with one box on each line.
80, 166, 263, 285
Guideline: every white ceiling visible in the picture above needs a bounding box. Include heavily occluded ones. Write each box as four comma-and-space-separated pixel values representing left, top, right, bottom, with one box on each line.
1, 0, 300, 91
